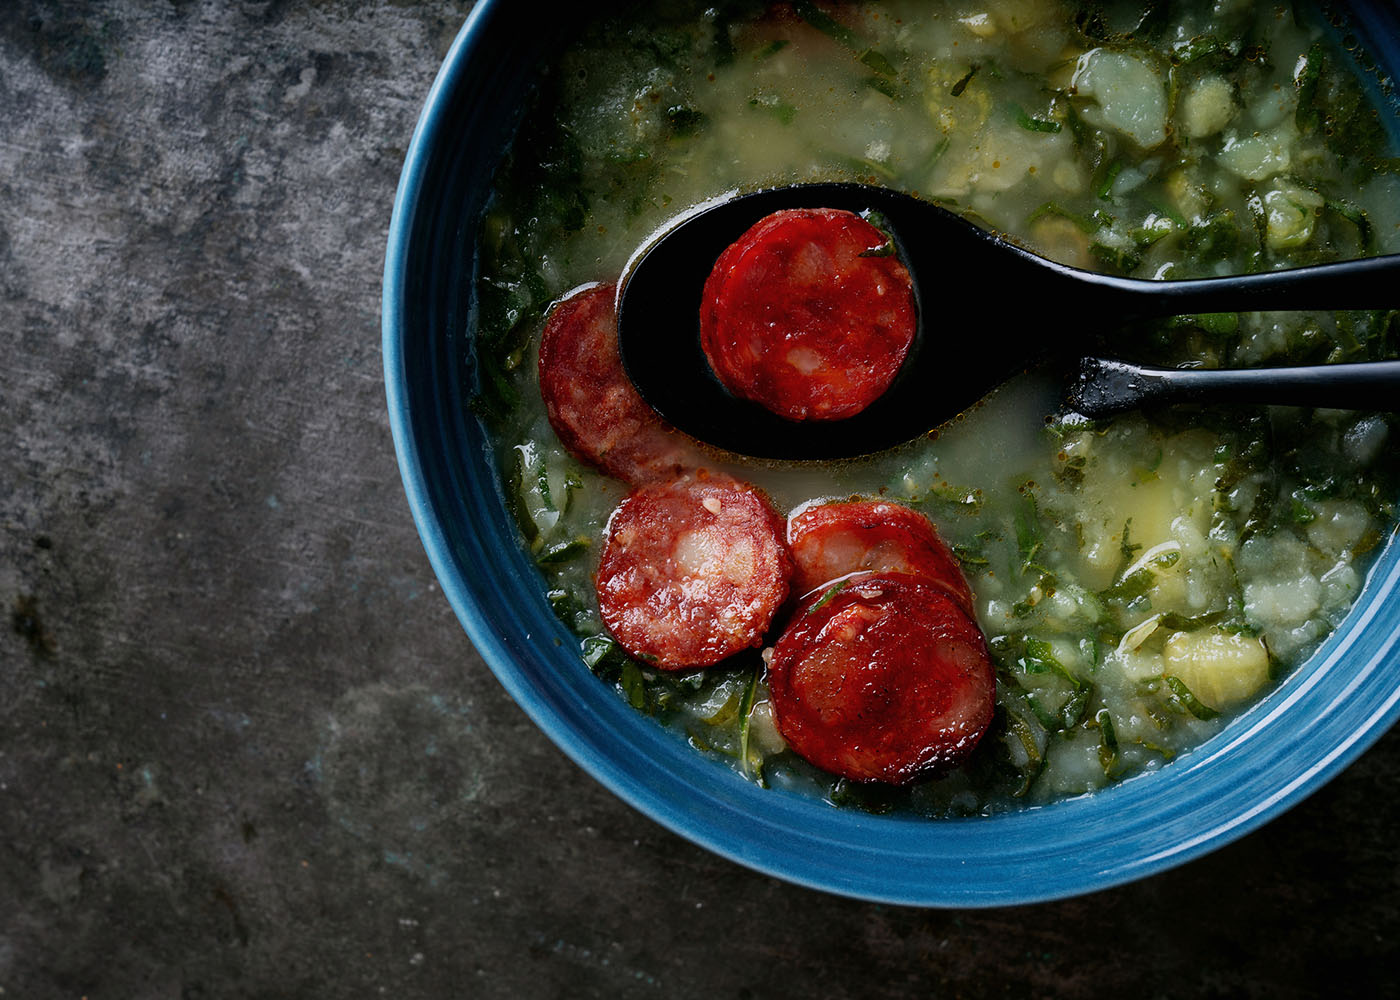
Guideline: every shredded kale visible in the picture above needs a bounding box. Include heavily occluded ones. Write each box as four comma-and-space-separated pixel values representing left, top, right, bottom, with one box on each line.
1119, 518, 1141, 561
749, 93, 797, 125
1295, 41, 1325, 135
1088, 241, 1142, 273
858, 209, 897, 256
860, 48, 896, 77
1094, 160, 1123, 200
1324, 199, 1375, 254
755, 39, 790, 61
665, 105, 708, 138
1171, 33, 1229, 66
536, 536, 590, 565
1014, 492, 1045, 572
1163, 675, 1220, 720
1003, 707, 1045, 797
792, 0, 859, 49
738, 666, 764, 784
805, 578, 852, 616
950, 64, 979, 97
582, 633, 630, 677
1010, 102, 1061, 133
864, 75, 900, 101
619, 661, 649, 710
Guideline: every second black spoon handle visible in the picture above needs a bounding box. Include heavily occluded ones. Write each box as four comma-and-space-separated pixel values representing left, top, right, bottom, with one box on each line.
1089, 253, 1400, 315
1066, 358, 1400, 418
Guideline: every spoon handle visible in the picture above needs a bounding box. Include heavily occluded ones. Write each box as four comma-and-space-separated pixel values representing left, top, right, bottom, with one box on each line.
1097, 253, 1400, 315
1066, 357, 1400, 418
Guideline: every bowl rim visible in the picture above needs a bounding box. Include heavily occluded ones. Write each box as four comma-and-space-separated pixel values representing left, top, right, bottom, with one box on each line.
383, 0, 1400, 906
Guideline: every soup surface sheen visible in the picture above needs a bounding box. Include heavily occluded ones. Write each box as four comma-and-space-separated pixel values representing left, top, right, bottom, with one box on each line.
473, 0, 1400, 814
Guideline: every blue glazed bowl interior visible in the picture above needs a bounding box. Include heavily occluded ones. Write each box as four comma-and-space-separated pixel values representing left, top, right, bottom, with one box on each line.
384, 1, 1400, 906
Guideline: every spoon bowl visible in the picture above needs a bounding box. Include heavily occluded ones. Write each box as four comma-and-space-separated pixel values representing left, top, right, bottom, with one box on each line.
617, 183, 1400, 459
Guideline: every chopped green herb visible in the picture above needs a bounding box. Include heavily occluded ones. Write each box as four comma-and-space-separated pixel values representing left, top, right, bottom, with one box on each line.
951, 542, 990, 567
665, 105, 708, 138
1028, 201, 1099, 234
1095, 160, 1123, 200
1295, 41, 1324, 135
563, 471, 583, 513
1164, 675, 1220, 720
738, 666, 763, 782
1022, 692, 1060, 731
754, 38, 790, 61
859, 49, 897, 77
1325, 199, 1374, 253
1089, 241, 1142, 273
864, 75, 900, 101
1199, 312, 1240, 337
506, 448, 538, 543
1010, 103, 1061, 133
950, 64, 979, 97
1132, 213, 1177, 247
537, 536, 590, 565
1061, 686, 1093, 729
1014, 494, 1044, 572
1157, 609, 1228, 633
1120, 518, 1141, 561
923, 483, 984, 514
829, 151, 897, 180
806, 578, 852, 615
1020, 637, 1061, 673
1171, 33, 1226, 66
858, 210, 896, 256
749, 94, 797, 125
1021, 637, 1085, 690
1095, 707, 1118, 775
920, 135, 952, 173
1183, 210, 1245, 265
793, 0, 859, 49
582, 634, 629, 676
858, 238, 896, 258
548, 589, 591, 634
700, 689, 742, 727
620, 660, 648, 710
1004, 709, 1044, 797
1100, 549, 1179, 605
536, 463, 555, 511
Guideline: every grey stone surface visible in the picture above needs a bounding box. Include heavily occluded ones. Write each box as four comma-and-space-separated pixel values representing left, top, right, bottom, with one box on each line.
1, 2, 1397, 997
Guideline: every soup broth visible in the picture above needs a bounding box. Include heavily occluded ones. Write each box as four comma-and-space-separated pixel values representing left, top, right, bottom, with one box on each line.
472, 0, 1400, 814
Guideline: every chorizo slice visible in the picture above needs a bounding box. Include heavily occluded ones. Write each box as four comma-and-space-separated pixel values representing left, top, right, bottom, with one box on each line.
768, 573, 995, 784
699, 208, 917, 422
538, 282, 704, 485
596, 477, 792, 670
786, 499, 974, 612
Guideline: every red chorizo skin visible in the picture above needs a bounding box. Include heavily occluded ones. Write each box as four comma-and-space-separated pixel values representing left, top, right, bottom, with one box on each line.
699, 208, 916, 422
768, 573, 995, 784
787, 499, 974, 612
538, 282, 704, 485
596, 477, 793, 670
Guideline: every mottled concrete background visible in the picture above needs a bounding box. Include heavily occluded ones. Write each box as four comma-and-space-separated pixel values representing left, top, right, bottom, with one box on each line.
2, 2, 1397, 997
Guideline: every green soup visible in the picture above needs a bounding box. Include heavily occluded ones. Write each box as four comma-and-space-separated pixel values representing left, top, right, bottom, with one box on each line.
472, 0, 1400, 815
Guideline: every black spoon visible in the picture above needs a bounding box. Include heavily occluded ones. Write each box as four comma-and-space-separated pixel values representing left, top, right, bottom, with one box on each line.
1067, 356, 1400, 418
616, 182, 1400, 460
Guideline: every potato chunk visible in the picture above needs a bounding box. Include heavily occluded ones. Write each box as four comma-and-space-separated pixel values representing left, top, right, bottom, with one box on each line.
1179, 76, 1236, 138
1071, 49, 1167, 148
1162, 630, 1271, 710
1262, 181, 1324, 250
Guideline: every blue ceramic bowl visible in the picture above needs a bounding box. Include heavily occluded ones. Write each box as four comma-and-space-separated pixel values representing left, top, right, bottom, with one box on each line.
384, 2, 1400, 906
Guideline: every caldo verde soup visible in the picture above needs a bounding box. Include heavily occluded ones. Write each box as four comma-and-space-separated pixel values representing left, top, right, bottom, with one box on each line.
473, 0, 1400, 813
